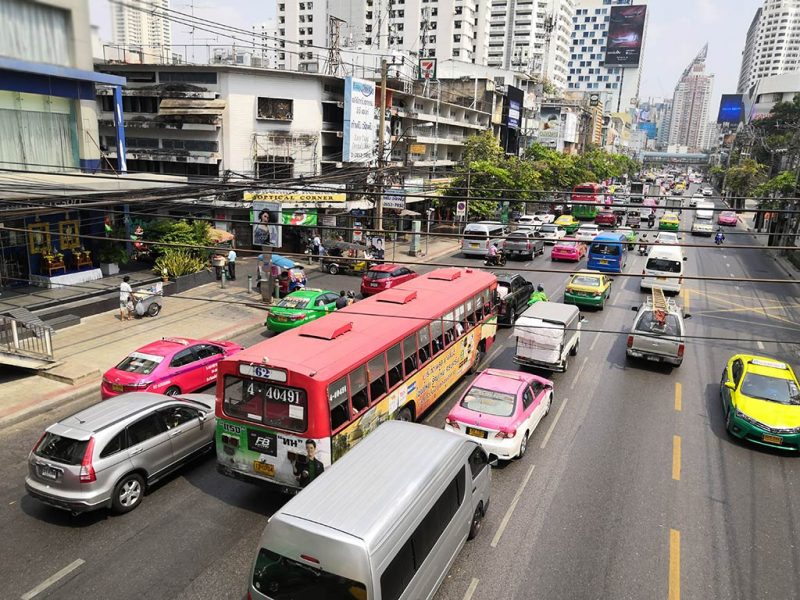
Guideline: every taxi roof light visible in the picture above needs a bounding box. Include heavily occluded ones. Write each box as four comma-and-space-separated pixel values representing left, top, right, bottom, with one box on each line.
750, 358, 788, 370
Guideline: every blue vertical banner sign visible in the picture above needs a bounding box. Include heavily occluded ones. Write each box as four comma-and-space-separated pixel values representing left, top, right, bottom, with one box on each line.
113, 85, 127, 173
342, 77, 376, 163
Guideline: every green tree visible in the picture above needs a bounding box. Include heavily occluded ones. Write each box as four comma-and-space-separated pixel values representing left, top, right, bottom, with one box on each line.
725, 158, 768, 207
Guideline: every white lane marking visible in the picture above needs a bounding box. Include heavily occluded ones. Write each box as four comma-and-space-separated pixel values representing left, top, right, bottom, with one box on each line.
463, 578, 480, 600
589, 330, 601, 352
21, 559, 85, 600
726, 263, 730, 268
570, 357, 588, 390
491, 464, 536, 548
540, 397, 570, 449
757, 340, 765, 350
730, 273, 736, 278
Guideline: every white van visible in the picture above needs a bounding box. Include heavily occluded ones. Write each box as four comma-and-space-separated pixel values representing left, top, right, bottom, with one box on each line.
248, 421, 492, 600
641, 246, 687, 294
461, 221, 506, 257
692, 201, 715, 236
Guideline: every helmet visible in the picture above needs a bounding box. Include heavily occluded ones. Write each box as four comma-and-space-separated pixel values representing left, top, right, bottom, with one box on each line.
537, 285, 544, 292
347, 290, 355, 298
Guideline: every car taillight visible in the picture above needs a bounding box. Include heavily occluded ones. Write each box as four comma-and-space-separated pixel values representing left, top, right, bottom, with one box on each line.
627, 335, 634, 348
526, 242, 532, 250
677, 344, 685, 358
80, 437, 96, 483
290, 312, 307, 320
445, 417, 460, 430
495, 429, 516, 439
642, 270, 646, 275
32, 431, 47, 453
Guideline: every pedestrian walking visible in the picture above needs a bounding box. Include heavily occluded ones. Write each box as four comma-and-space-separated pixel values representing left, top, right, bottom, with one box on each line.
119, 275, 133, 321
227, 247, 237, 280
312, 233, 321, 262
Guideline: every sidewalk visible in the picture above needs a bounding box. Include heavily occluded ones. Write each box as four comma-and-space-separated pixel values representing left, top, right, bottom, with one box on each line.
739, 199, 799, 279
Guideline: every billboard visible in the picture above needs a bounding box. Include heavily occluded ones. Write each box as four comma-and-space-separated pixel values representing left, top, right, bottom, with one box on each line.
343, 76, 376, 163
637, 122, 657, 139
251, 202, 282, 248
604, 5, 647, 67
537, 107, 562, 148
718, 94, 744, 124
506, 86, 523, 130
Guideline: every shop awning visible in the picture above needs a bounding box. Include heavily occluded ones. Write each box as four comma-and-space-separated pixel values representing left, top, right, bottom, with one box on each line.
399, 209, 421, 216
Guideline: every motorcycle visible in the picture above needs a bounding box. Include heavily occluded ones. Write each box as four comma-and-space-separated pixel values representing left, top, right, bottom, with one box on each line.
715, 233, 725, 246
638, 238, 649, 256
484, 250, 507, 267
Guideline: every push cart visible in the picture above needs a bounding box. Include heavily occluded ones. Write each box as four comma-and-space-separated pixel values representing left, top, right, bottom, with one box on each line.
133, 282, 164, 317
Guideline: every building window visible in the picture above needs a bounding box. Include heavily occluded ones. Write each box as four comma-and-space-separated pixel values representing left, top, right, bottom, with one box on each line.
257, 98, 293, 120
256, 156, 294, 180
159, 71, 217, 84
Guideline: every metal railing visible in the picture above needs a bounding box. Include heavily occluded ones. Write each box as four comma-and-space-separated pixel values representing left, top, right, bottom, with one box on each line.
0, 316, 54, 362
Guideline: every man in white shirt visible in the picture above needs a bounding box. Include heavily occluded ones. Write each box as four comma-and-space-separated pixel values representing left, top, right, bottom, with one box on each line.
119, 275, 132, 321
227, 248, 237, 280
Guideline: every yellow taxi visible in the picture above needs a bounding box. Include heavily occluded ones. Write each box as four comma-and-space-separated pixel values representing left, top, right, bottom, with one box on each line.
720, 355, 800, 450
554, 214, 580, 234
563, 269, 612, 310
658, 212, 680, 231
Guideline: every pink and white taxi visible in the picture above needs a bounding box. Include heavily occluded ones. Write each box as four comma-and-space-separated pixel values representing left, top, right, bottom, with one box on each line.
445, 369, 554, 460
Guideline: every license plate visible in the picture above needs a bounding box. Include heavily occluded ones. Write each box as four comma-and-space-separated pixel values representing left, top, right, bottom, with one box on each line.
599, 259, 608, 265
276, 315, 287, 322
763, 434, 783, 445
466, 427, 487, 439
657, 277, 667, 281
39, 465, 60, 480
470, 243, 479, 248
253, 461, 275, 476
112, 384, 123, 392
370, 282, 378, 287
647, 356, 661, 362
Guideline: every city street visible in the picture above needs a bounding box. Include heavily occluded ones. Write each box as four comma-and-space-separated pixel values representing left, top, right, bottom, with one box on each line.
2, 188, 800, 600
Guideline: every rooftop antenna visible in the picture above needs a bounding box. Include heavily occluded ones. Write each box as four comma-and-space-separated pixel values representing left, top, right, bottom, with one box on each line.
325, 15, 346, 76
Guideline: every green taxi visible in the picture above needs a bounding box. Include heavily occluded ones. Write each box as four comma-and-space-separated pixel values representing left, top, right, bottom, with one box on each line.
266, 288, 340, 333
563, 269, 612, 310
555, 214, 580, 234
659, 212, 680, 231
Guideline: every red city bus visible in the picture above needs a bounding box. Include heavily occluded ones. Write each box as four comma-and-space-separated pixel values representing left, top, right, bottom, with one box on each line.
215, 267, 498, 492
571, 182, 605, 220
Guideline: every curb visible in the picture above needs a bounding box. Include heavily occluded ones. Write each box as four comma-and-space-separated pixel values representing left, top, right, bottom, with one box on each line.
0, 314, 267, 430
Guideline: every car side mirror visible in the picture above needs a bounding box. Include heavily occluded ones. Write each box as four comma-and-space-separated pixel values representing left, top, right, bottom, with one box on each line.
200, 413, 208, 422
683, 313, 691, 319
579, 315, 587, 322
489, 457, 500, 467
724, 381, 735, 391
631, 306, 639, 311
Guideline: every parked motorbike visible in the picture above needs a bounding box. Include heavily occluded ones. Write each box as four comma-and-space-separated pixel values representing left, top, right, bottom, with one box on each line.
484, 250, 507, 267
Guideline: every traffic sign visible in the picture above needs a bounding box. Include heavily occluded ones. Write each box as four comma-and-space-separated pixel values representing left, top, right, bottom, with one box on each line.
456, 201, 466, 217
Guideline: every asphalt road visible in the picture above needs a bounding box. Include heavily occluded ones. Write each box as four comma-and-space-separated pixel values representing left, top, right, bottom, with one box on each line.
2, 185, 800, 600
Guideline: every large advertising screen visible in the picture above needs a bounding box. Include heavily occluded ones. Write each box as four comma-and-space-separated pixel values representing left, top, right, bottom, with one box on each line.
506, 86, 523, 130
604, 5, 647, 68
343, 76, 376, 163
718, 94, 744, 124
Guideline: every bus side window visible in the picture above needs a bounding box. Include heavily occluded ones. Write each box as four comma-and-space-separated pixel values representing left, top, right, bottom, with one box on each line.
443, 311, 455, 346
386, 343, 403, 389
418, 325, 431, 364
474, 293, 484, 321
430, 318, 444, 356
465, 297, 475, 329
328, 376, 349, 431
402, 333, 418, 376
368, 353, 388, 403
349, 366, 369, 414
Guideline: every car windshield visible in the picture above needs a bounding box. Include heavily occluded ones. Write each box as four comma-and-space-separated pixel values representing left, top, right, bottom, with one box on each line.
365, 270, 392, 280
646, 258, 681, 273
635, 311, 681, 337
35, 433, 88, 465
557, 241, 577, 248
464, 233, 488, 240
252, 549, 366, 599
278, 296, 310, 309
591, 243, 620, 256
721, 212, 735, 218
541, 225, 557, 233
115, 352, 163, 374
740, 373, 800, 405
461, 386, 516, 417
507, 233, 529, 240
223, 376, 308, 432
572, 275, 601, 287
695, 217, 713, 225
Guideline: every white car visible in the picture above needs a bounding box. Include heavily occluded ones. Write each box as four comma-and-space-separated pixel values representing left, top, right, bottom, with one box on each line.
536, 223, 566, 244
654, 231, 680, 245
702, 187, 713, 196
575, 224, 600, 242
689, 194, 704, 207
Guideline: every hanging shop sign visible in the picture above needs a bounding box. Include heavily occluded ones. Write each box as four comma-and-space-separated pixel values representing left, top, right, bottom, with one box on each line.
281, 209, 318, 227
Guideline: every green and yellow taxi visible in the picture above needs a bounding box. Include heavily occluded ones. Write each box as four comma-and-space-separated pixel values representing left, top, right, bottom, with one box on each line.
563, 269, 612, 310
721, 354, 800, 450
266, 288, 340, 333
555, 214, 580, 234
659, 212, 680, 231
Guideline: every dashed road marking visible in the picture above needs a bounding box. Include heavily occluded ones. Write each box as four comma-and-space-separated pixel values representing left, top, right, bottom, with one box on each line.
674, 383, 682, 412
540, 397, 569, 449
669, 529, 681, 600
463, 578, 480, 600
672, 436, 682, 481
570, 357, 588, 390
491, 464, 536, 548
21, 559, 85, 600
756, 340, 765, 351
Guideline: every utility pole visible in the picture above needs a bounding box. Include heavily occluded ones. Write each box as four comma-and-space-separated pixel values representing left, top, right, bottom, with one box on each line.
375, 59, 389, 232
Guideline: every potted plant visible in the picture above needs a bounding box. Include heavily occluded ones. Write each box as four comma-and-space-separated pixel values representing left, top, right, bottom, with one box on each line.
97, 243, 130, 276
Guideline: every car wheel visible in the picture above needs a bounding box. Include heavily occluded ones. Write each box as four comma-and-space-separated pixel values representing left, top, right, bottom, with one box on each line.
112, 473, 145, 514
599, 300, 604, 311
468, 502, 484, 540
570, 340, 579, 356
469, 350, 484, 374
165, 386, 181, 396
147, 302, 161, 317
563, 354, 570, 372
328, 264, 339, 275
545, 393, 553, 417
518, 432, 529, 458
396, 406, 413, 422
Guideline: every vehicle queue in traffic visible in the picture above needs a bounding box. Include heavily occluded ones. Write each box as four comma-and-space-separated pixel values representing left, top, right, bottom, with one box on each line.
20, 172, 800, 600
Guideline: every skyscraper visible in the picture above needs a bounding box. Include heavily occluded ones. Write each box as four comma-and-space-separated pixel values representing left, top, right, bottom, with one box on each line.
111, 0, 172, 64
667, 45, 714, 152
737, 0, 800, 95
566, 0, 648, 113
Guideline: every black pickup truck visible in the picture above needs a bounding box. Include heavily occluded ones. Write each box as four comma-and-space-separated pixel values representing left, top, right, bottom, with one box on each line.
496, 273, 534, 325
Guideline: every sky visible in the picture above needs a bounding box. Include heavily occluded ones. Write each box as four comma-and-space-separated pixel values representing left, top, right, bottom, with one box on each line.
91, 0, 759, 113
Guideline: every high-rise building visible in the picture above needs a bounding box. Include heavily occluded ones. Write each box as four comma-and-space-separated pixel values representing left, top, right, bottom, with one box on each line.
737, 1, 800, 95
485, 0, 575, 89
654, 98, 672, 150
251, 20, 281, 69
667, 45, 714, 152
273, 1, 328, 72
111, 0, 172, 64
566, 0, 648, 113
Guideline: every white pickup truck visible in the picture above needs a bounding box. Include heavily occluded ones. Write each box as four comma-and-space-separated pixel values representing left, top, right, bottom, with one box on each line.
512, 302, 582, 372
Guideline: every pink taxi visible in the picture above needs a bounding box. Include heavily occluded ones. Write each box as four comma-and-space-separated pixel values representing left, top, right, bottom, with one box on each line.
551, 238, 587, 262
444, 369, 554, 461
101, 337, 242, 399
718, 210, 738, 226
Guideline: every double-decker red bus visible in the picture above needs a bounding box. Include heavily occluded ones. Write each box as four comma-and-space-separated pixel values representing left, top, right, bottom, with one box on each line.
215, 267, 498, 492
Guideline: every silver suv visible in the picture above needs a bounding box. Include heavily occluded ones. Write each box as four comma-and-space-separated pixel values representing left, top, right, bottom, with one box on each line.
626, 295, 690, 367
25, 393, 216, 515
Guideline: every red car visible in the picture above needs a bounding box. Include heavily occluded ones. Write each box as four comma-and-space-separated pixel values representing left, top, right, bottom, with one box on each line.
718, 210, 738, 226
101, 337, 243, 399
551, 238, 587, 262
360, 264, 418, 297
594, 209, 617, 227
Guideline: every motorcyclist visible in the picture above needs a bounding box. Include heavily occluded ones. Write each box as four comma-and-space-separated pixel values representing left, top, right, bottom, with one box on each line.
486, 242, 499, 265
528, 284, 548, 305
638, 233, 648, 255
715, 229, 725, 245
647, 212, 656, 228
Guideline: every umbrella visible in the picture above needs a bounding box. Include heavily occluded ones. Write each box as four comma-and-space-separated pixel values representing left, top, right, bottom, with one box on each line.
208, 228, 235, 243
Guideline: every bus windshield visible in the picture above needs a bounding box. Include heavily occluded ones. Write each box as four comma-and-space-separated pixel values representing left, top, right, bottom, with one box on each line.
223, 376, 308, 432
252, 549, 366, 600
